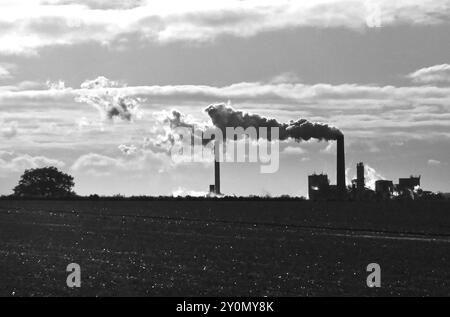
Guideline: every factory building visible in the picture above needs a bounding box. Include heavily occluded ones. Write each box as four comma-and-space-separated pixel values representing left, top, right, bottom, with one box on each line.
351, 162, 365, 192
302, 134, 433, 201
398, 176, 421, 191
355, 162, 365, 191
375, 180, 394, 199
308, 173, 330, 201
307, 135, 347, 200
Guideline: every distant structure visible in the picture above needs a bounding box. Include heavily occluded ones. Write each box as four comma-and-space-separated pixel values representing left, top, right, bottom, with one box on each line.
307, 157, 429, 201
308, 173, 330, 201
336, 135, 346, 192
214, 159, 220, 195
303, 134, 441, 200
202, 125, 435, 200
214, 141, 221, 195
349, 162, 377, 201
398, 176, 420, 191
356, 162, 365, 191
308, 135, 346, 200
375, 180, 394, 199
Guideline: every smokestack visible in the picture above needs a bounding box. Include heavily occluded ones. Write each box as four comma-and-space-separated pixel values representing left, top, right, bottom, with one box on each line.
214, 141, 221, 195
337, 134, 346, 191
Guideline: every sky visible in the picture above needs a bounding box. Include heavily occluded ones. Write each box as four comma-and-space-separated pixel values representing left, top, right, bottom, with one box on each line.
0, 0, 449, 197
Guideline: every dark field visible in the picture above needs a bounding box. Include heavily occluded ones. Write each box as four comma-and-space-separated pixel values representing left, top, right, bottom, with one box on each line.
1, 200, 450, 296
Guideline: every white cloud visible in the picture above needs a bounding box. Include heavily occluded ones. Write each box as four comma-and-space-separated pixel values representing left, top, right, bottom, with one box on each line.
71, 153, 124, 176
1, 75, 450, 143
46, 80, 66, 90
1, 120, 18, 139
0, 0, 449, 55
118, 144, 137, 155
71, 149, 170, 176
0, 151, 65, 176
282, 146, 307, 155
408, 64, 450, 84
0, 64, 14, 79
3, 79, 450, 109
269, 72, 301, 84
321, 142, 336, 154
45, 0, 145, 10
427, 159, 441, 166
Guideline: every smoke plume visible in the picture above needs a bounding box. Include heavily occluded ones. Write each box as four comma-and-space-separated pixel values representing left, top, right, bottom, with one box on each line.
204, 104, 342, 141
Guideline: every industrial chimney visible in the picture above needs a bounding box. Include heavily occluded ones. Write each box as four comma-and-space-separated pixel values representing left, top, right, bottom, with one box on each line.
336, 134, 346, 192
214, 141, 221, 195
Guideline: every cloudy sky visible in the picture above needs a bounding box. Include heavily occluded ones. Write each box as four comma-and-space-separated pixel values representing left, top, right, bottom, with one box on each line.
0, 0, 449, 196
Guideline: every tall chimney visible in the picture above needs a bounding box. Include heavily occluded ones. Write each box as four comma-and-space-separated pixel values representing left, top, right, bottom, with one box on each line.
336, 134, 346, 191
214, 141, 221, 195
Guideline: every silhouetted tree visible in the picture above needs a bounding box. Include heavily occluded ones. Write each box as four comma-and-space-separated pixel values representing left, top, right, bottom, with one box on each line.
13, 167, 75, 198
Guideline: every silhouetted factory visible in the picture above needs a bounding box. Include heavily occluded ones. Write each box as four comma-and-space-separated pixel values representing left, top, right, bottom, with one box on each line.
308, 160, 423, 201
206, 130, 432, 200
307, 134, 431, 200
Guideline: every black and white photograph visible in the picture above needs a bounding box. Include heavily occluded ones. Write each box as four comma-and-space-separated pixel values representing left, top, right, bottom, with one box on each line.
0, 0, 450, 301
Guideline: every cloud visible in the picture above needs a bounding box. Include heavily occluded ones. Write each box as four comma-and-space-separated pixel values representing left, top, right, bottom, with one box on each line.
1, 120, 18, 139
1, 0, 449, 55
408, 64, 450, 84
45, 0, 145, 10
71, 153, 124, 176
321, 142, 336, 154
1, 75, 450, 146
0, 151, 65, 176
118, 144, 137, 155
282, 146, 307, 156
427, 159, 441, 166
3, 77, 450, 110
269, 72, 301, 84
71, 149, 170, 176
0, 64, 14, 79
46, 80, 66, 90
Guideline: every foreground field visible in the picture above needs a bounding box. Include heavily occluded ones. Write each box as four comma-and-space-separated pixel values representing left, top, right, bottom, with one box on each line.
0, 200, 449, 296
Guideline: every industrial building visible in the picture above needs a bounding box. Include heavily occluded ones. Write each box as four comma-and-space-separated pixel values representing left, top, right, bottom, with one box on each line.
355, 162, 365, 191
307, 135, 347, 200
398, 176, 421, 191
206, 128, 430, 200
307, 144, 426, 201
308, 173, 330, 201
375, 180, 394, 199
